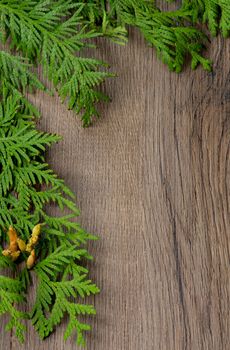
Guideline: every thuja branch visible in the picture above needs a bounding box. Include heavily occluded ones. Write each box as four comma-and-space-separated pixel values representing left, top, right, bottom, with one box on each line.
0, 90, 99, 345
0, 1, 229, 126
0, 0, 112, 126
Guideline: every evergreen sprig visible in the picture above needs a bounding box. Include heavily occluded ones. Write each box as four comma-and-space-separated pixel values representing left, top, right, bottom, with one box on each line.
82, 0, 229, 72
0, 275, 27, 342
0, 1, 229, 125
0, 90, 99, 345
32, 246, 99, 345
182, 0, 230, 37
0, 0, 112, 126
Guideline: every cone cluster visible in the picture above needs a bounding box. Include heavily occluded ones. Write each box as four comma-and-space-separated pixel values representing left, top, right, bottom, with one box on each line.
2, 224, 41, 269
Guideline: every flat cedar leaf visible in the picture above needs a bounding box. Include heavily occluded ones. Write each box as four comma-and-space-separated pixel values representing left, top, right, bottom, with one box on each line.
0, 0, 112, 126
0, 92, 99, 344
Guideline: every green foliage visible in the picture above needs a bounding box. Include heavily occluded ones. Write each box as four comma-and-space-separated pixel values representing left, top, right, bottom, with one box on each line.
0, 0, 112, 126
32, 246, 99, 345
82, 0, 230, 72
0, 1, 229, 126
182, 0, 230, 37
0, 275, 27, 342
0, 50, 45, 94
111, 0, 212, 72
0, 90, 99, 345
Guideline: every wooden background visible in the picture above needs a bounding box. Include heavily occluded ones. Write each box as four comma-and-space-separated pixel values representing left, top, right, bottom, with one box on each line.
1, 28, 229, 349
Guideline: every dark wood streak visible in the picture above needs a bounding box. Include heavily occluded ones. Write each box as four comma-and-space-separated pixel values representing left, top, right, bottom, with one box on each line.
164, 179, 189, 350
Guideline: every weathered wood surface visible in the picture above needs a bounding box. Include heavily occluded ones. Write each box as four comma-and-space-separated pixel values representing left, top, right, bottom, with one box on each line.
1, 29, 229, 350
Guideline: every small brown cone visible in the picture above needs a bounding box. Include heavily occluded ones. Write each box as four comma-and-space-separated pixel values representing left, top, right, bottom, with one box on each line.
27, 249, 36, 269
11, 250, 20, 261
17, 238, 27, 252
2, 249, 11, 257
26, 240, 33, 253
8, 226, 18, 242
9, 240, 18, 253
8, 226, 18, 252
32, 224, 41, 239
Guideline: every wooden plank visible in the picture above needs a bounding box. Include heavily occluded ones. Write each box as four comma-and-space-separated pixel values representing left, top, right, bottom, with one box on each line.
5, 29, 229, 350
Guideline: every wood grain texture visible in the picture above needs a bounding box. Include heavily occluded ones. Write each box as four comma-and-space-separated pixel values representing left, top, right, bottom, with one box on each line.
1, 29, 229, 350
